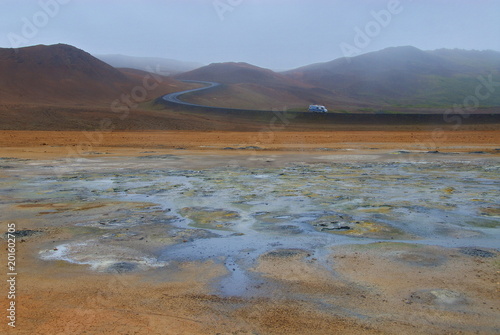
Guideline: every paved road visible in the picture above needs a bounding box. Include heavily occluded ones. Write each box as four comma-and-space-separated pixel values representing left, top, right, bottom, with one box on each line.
161, 80, 221, 107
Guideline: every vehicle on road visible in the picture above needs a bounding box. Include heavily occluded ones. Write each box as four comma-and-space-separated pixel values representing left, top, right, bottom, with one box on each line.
308, 105, 328, 113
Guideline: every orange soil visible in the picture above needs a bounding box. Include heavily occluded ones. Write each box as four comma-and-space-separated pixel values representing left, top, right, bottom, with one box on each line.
1, 130, 499, 334
1, 130, 499, 159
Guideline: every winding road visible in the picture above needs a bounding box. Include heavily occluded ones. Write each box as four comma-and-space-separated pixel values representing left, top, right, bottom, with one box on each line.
162, 80, 222, 108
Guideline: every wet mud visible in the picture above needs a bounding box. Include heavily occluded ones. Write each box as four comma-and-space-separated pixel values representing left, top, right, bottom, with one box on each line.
1, 152, 499, 334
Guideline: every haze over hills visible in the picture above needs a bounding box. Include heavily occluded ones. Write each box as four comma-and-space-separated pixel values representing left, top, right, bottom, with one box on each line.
171, 46, 500, 111
284, 46, 500, 109
174, 62, 359, 110
95, 54, 203, 76
176, 62, 308, 86
2, 43, 500, 113
1, 43, 499, 131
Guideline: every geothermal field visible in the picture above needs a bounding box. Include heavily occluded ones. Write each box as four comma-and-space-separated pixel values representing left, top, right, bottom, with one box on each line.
1, 133, 499, 334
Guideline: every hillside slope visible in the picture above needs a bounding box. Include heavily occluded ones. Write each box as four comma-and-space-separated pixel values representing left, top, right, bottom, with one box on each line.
284, 46, 500, 108
175, 62, 361, 110
0, 44, 136, 105
174, 48, 500, 111
175, 62, 309, 87
0, 44, 194, 107
96, 54, 203, 76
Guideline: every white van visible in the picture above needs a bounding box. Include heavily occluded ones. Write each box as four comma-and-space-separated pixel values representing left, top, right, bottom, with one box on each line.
308, 105, 328, 113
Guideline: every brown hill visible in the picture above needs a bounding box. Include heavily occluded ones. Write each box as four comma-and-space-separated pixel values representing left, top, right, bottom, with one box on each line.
0, 44, 194, 107
174, 62, 360, 110
179, 82, 360, 110
0, 44, 135, 105
117, 67, 202, 100
175, 62, 308, 87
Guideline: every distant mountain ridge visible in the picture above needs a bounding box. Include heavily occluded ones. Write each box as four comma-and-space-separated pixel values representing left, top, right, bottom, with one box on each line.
175, 62, 310, 87
283, 46, 500, 108
2, 43, 499, 112
95, 54, 203, 76
173, 62, 357, 110
171, 47, 500, 110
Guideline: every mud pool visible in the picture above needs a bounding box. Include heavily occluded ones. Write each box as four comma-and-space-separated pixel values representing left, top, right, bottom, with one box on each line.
1, 153, 499, 297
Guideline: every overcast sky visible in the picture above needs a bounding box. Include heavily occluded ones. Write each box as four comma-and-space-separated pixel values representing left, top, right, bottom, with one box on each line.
1, 0, 499, 70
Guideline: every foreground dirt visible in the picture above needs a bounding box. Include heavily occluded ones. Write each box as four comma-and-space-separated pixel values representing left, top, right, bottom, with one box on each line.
2, 225, 498, 335
1, 131, 499, 334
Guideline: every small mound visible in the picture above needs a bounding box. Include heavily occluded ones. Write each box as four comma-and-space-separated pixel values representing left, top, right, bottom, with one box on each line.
409, 289, 468, 308
261, 248, 310, 259
107, 262, 138, 273
459, 247, 497, 258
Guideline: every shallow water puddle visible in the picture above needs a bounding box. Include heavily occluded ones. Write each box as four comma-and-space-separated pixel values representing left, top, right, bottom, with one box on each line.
1, 154, 499, 296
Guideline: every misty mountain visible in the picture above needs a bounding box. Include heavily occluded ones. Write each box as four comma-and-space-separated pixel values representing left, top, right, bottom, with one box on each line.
173, 47, 500, 110
428, 49, 500, 73
174, 62, 359, 110
2, 43, 499, 111
175, 62, 309, 87
96, 54, 203, 76
284, 46, 500, 108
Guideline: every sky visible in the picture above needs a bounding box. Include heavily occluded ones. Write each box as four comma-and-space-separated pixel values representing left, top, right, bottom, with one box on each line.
1, 0, 499, 70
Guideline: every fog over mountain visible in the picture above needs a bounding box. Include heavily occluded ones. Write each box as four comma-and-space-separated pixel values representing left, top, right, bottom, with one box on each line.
171, 46, 500, 110
284, 46, 500, 108
95, 54, 203, 76
2, 43, 499, 112
1, 1, 499, 69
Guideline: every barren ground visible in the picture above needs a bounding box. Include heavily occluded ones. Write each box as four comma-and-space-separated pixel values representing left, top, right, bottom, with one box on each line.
1, 129, 499, 159
1, 129, 499, 335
